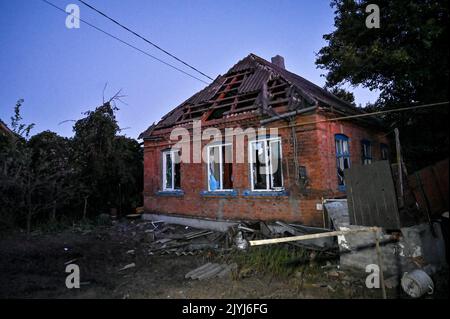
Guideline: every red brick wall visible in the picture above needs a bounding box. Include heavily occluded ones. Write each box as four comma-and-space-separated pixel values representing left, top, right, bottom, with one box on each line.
142, 110, 389, 226
407, 158, 449, 217
314, 112, 390, 194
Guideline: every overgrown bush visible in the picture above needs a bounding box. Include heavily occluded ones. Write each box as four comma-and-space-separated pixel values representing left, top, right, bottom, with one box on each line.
231, 245, 311, 277
0, 98, 143, 234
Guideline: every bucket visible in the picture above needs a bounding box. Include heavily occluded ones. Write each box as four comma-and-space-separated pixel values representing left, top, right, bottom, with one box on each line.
401, 269, 434, 298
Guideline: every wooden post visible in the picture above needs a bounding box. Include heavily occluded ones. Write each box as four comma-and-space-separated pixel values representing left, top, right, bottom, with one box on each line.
415, 172, 436, 236
394, 128, 404, 207
83, 196, 88, 219
374, 229, 387, 299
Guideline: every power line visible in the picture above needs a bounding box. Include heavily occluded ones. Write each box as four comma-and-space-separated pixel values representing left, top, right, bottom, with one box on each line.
281, 101, 450, 130
77, 0, 214, 81
144, 101, 449, 140
40, 0, 210, 85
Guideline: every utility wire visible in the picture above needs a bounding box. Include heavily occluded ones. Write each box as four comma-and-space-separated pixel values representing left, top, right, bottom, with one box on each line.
40, 0, 210, 85
77, 0, 214, 81
281, 101, 450, 130
145, 101, 449, 141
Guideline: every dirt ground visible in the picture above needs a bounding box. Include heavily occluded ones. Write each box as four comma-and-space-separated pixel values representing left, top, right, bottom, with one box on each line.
0, 219, 447, 299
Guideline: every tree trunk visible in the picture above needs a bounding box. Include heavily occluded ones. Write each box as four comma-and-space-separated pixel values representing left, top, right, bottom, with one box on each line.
26, 185, 32, 234
26, 210, 32, 234
50, 200, 56, 221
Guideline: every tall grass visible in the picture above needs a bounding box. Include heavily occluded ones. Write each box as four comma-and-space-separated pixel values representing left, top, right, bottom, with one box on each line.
231, 244, 311, 276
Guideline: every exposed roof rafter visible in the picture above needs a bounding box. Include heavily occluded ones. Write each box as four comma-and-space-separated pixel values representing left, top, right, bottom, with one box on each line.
139, 54, 368, 139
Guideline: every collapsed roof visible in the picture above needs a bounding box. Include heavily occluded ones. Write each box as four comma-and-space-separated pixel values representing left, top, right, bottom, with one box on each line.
139, 53, 370, 139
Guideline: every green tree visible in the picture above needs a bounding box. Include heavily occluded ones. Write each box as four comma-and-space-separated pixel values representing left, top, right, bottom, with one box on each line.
10, 99, 34, 138
1, 96, 143, 232
72, 100, 143, 217
316, 0, 449, 170
328, 86, 356, 106
28, 131, 74, 222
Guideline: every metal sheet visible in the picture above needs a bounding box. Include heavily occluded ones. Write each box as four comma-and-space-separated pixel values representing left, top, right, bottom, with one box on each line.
345, 160, 401, 229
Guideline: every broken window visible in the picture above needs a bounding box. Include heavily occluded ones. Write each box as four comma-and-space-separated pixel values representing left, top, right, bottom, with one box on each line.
162, 149, 181, 190
361, 140, 372, 165
249, 137, 283, 191
207, 144, 233, 191
335, 134, 350, 189
380, 143, 389, 161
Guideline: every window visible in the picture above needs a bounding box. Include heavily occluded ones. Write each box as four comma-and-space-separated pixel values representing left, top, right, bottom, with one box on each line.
162, 149, 181, 190
380, 143, 389, 161
207, 144, 233, 191
249, 137, 283, 191
361, 140, 372, 165
335, 134, 350, 188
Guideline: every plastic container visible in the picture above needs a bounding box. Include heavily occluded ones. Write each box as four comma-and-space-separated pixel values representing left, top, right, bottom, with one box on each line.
401, 269, 434, 298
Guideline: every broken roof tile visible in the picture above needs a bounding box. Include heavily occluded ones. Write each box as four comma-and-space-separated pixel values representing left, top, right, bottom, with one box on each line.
140, 53, 371, 139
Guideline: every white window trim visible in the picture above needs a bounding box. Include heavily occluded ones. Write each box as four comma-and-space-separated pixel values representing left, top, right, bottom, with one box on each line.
362, 141, 372, 165
336, 139, 351, 165
248, 137, 284, 191
206, 143, 233, 191
335, 137, 351, 187
162, 150, 179, 191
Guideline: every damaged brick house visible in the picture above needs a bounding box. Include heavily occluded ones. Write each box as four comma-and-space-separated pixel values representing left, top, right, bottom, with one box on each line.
139, 54, 389, 227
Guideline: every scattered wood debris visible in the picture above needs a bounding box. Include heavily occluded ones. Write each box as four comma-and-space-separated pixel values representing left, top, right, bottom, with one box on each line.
138, 218, 340, 257
126, 214, 141, 219
119, 263, 135, 271
64, 258, 78, 265
185, 263, 238, 280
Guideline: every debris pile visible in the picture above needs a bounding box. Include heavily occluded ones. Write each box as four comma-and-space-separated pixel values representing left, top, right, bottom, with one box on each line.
227, 221, 337, 251
145, 222, 227, 256
127, 219, 339, 256
185, 262, 238, 281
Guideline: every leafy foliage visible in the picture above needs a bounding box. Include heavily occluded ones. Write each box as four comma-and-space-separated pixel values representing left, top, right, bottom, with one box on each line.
327, 86, 356, 106
10, 99, 34, 138
0, 99, 143, 233
71, 102, 143, 216
316, 0, 449, 170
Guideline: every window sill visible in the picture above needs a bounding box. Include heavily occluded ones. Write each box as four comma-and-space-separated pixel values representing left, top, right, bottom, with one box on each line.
242, 190, 289, 197
156, 190, 185, 197
200, 190, 238, 197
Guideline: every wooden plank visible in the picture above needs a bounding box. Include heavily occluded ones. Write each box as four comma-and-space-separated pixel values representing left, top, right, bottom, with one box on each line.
249, 227, 379, 246
347, 177, 357, 225
394, 128, 404, 207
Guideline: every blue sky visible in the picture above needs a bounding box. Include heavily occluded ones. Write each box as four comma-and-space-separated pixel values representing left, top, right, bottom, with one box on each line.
0, 0, 379, 139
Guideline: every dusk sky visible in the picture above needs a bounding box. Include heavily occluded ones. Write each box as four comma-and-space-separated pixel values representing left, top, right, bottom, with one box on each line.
0, 0, 380, 139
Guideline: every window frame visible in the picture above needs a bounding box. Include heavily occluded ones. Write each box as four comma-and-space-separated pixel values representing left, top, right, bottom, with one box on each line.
335, 134, 350, 190
162, 149, 180, 191
380, 143, 389, 161
361, 139, 372, 165
206, 143, 234, 192
248, 136, 284, 192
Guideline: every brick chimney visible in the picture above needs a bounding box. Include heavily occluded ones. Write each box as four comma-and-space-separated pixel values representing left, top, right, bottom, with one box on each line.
271, 55, 285, 69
